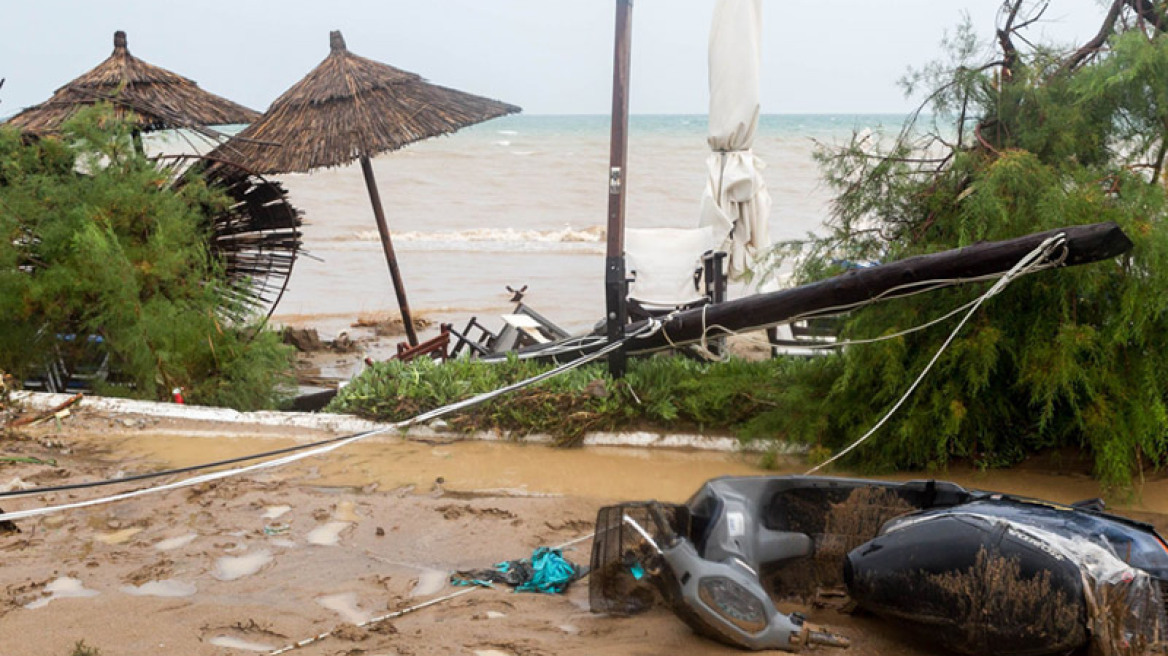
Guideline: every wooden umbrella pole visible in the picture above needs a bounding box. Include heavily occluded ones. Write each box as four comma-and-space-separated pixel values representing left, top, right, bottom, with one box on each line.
605, 0, 634, 378
360, 153, 418, 346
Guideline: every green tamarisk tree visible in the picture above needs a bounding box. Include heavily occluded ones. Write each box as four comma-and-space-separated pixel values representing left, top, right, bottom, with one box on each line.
768, 1, 1168, 489
0, 106, 292, 409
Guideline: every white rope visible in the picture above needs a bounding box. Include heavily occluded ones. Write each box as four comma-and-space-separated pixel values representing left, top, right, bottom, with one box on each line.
712, 294, 983, 352
692, 304, 728, 361
805, 234, 1067, 474
0, 323, 659, 523
663, 240, 1070, 355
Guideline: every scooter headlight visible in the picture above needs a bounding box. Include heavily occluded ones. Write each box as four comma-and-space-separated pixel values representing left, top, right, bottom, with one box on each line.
697, 576, 767, 634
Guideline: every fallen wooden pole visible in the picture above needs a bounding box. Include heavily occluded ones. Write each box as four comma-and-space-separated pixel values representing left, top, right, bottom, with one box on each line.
627, 222, 1131, 354
491, 222, 1132, 363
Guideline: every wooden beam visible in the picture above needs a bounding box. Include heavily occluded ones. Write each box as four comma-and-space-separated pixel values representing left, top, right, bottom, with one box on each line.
626, 222, 1131, 353
360, 154, 418, 347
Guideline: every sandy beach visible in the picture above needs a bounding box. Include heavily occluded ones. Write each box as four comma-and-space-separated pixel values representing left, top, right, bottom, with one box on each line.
1, 397, 1166, 656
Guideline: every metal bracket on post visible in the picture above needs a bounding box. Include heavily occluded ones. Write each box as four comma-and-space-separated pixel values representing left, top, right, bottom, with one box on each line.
605, 255, 628, 377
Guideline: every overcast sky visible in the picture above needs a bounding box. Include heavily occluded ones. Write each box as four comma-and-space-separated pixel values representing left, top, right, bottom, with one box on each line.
1, 0, 1109, 118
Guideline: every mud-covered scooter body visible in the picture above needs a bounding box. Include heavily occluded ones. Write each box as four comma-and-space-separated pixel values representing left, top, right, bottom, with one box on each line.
591, 475, 1168, 654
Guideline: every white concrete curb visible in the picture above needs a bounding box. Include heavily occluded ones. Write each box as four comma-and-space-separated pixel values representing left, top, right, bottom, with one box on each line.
10, 391, 802, 454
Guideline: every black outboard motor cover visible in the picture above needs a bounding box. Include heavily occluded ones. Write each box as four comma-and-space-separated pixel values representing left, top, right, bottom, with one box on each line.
845, 498, 1168, 656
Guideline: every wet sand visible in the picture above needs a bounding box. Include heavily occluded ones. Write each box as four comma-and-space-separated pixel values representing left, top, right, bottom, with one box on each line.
0, 405, 1165, 656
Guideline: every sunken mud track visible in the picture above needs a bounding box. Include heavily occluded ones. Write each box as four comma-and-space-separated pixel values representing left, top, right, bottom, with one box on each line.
0, 408, 1166, 655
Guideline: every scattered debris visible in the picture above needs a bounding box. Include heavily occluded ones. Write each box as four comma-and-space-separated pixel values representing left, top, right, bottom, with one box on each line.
506, 285, 528, 303
7, 393, 83, 429
330, 331, 360, 353
436, 504, 516, 521
0, 478, 35, 493
0, 370, 16, 426
451, 547, 585, 594
0, 456, 57, 467
122, 559, 175, 586
351, 313, 433, 337
330, 623, 369, 642
282, 327, 324, 352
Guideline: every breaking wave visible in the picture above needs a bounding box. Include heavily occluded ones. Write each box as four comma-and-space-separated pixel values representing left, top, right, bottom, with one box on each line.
342, 226, 606, 252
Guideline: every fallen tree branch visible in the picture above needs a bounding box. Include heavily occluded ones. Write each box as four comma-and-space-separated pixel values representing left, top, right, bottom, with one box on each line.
1060, 0, 1125, 74
7, 393, 83, 429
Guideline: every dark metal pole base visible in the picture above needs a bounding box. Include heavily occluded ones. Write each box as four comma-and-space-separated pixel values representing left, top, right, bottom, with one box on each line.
605, 255, 628, 378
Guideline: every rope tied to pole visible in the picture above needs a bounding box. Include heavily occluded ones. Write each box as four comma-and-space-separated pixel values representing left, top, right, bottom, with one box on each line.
804, 233, 1069, 474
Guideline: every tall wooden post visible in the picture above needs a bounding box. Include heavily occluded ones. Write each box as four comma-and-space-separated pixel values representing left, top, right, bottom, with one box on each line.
360, 153, 419, 346
605, 0, 633, 377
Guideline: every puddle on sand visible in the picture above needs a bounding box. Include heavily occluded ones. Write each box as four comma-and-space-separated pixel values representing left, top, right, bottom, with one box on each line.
102, 432, 771, 503
316, 592, 372, 624
262, 505, 292, 520
411, 568, 448, 597
121, 579, 197, 597
154, 533, 197, 551
334, 499, 361, 522
95, 527, 142, 545
213, 550, 273, 581
208, 635, 276, 652
306, 521, 350, 546
25, 577, 99, 609
92, 430, 1168, 513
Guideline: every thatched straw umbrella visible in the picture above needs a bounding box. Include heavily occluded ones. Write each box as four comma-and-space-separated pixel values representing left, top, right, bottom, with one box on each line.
5, 30, 259, 134
211, 30, 520, 346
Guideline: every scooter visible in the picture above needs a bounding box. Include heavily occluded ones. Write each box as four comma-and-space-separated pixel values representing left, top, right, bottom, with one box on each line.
590, 475, 1168, 655
613, 500, 848, 650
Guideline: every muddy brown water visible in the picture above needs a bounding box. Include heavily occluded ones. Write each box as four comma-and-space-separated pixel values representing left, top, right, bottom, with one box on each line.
10, 428, 1168, 656
101, 430, 1168, 519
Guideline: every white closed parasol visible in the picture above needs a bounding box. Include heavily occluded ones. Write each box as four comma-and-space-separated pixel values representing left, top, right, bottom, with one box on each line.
698, 0, 771, 282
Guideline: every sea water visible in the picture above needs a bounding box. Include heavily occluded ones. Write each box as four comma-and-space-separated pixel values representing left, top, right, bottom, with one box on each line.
165, 114, 910, 337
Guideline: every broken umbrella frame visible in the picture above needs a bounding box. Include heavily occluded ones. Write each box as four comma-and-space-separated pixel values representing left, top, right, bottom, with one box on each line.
22, 154, 303, 394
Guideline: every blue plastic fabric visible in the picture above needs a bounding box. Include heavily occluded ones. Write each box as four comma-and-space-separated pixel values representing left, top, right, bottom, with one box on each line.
450, 577, 494, 588
512, 547, 578, 594
448, 546, 582, 594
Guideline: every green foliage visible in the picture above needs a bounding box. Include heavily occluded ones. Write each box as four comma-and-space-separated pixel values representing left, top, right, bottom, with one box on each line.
69, 641, 101, 656
0, 106, 293, 410
328, 354, 824, 445
770, 4, 1168, 489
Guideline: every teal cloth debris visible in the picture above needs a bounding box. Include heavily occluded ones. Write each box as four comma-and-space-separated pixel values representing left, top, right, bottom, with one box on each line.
629, 562, 645, 581
449, 547, 585, 593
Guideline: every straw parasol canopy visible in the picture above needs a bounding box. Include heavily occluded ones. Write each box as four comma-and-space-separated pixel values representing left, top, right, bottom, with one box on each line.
213, 30, 519, 174
212, 30, 520, 346
5, 30, 259, 134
